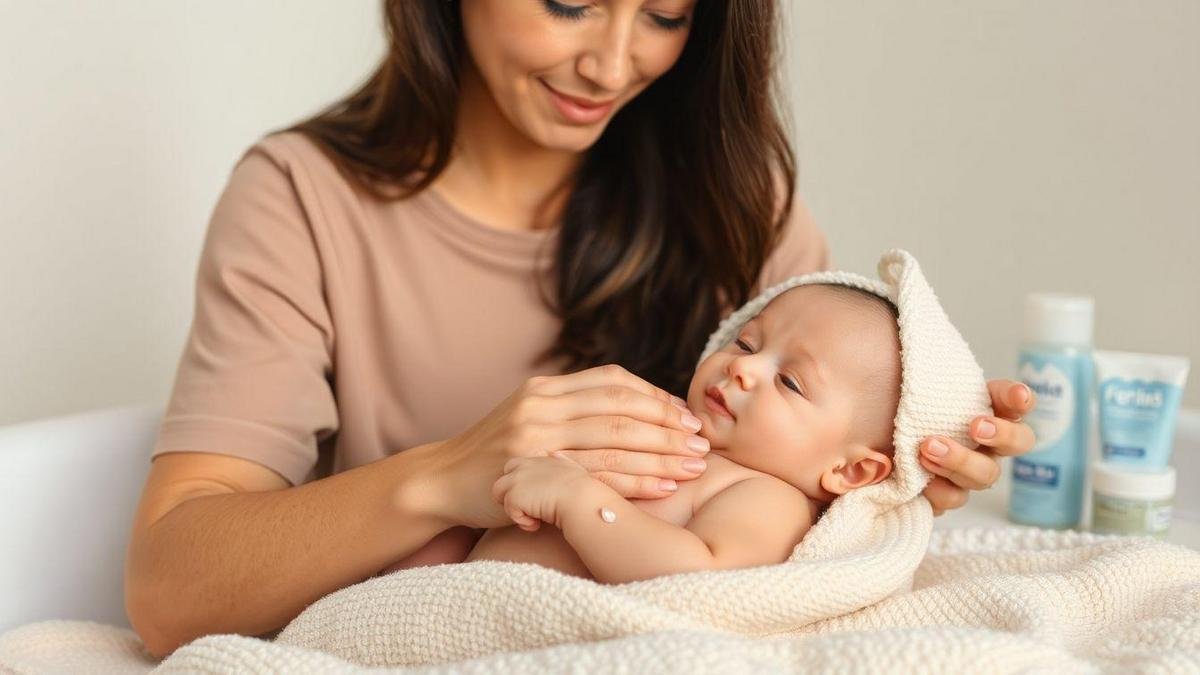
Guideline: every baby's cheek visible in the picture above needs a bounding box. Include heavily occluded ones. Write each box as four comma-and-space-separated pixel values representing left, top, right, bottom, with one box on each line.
698, 414, 737, 450
764, 417, 815, 458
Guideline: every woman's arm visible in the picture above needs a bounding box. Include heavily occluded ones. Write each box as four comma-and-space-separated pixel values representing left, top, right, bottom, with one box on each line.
128, 364, 705, 658
125, 445, 448, 659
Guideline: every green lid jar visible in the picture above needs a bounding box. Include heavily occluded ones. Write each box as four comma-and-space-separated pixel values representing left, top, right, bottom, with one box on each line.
1090, 462, 1175, 538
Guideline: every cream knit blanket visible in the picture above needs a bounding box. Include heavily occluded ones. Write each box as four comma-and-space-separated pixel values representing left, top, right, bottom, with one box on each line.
3, 526, 1199, 673
4, 250, 1196, 671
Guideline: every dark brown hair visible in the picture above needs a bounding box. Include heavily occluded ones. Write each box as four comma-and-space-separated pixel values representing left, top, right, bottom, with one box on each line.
278, 0, 797, 397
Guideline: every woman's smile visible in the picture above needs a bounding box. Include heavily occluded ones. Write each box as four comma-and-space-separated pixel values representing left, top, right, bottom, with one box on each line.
539, 78, 616, 125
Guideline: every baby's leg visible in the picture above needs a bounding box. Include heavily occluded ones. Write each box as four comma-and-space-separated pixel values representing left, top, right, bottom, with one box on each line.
467, 525, 593, 579
375, 526, 483, 576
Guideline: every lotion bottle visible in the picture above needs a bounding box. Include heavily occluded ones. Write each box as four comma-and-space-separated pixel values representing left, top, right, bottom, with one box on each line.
1008, 293, 1094, 529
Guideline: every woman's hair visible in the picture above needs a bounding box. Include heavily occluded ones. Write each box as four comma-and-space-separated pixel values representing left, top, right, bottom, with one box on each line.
278, 0, 797, 397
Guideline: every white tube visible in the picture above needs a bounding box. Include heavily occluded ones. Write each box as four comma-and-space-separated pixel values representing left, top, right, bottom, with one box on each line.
1093, 349, 1190, 469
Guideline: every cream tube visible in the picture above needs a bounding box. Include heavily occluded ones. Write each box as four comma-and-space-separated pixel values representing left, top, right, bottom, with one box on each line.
1094, 349, 1191, 469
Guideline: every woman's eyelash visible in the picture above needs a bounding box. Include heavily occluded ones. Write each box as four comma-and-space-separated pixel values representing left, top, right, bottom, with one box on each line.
541, 0, 588, 22
650, 13, 689, 31
541, 0, 690, 31
734, 339, 804, 397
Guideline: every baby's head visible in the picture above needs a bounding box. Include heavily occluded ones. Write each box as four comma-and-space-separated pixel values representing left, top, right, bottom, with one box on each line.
686, 283, 902, 504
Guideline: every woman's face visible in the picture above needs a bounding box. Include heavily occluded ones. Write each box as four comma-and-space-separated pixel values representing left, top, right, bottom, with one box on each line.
459, 0, 696, 152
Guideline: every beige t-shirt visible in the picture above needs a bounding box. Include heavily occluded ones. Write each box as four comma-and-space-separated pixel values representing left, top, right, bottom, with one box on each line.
151, 131, 831, 487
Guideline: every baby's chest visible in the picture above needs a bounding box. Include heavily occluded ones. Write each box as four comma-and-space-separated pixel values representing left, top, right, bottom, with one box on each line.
627, 491, 694, 526
628, 463, 754, 526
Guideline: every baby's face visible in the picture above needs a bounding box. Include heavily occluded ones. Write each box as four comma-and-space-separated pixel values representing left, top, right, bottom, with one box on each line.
686, 285, 901, 500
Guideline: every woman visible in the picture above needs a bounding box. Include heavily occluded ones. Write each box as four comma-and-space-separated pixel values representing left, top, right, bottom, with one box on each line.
124, 0, 1036, 658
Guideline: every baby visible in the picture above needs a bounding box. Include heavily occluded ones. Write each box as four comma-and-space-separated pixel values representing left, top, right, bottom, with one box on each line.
458, 282, 903, 583
376, 249, 992, 588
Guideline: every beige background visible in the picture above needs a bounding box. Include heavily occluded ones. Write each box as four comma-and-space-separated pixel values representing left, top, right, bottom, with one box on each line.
2, 1, 1197, 426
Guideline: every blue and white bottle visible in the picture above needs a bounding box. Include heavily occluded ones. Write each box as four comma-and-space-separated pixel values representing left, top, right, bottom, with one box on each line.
1008, 293, 1094, 529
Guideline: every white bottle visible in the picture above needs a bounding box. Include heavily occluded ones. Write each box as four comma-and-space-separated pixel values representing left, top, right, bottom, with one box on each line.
1008, 293, 1094, 529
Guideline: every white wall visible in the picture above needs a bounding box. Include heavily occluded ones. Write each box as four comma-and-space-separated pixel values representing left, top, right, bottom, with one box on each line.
782, 1, 1199, 407
1, 2, 386, 424
2, 1, 1197, 426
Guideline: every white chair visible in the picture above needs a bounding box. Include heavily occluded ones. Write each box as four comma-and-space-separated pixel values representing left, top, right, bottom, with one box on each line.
0, 403, 162, 634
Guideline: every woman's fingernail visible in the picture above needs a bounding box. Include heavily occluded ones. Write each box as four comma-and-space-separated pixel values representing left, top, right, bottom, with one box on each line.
1013, 384, 1031, 407
659, 479, 678, 492
683, 458, 706, 473
686, 436, 710, 454
681, 413, 702, 433
925, 439, 950, 457
671, 396, 689, 410
976, 419, 997, 439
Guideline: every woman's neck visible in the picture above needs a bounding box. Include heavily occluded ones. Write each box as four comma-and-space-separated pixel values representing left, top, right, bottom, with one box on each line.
432, 59, 582, 232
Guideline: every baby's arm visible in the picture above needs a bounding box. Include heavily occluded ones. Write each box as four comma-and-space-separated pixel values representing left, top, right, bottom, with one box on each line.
558, 476, 813, 584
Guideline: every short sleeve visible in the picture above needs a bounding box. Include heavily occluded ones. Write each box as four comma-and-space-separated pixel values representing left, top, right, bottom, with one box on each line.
151, 143, 339, 487
755, 191, 832, 293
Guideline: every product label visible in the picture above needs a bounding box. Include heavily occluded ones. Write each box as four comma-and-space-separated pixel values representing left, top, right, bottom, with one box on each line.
1020, 360, 1075, 450
1148, 504, 1173, 531
1012, 458, 1059, 487
1009, 350, 1091, 528
1098, 377, 1182, 468
1092, 494, 1172, 538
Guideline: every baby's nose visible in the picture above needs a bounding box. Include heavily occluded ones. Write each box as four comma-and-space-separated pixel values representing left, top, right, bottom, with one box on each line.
728, 357, 763, 389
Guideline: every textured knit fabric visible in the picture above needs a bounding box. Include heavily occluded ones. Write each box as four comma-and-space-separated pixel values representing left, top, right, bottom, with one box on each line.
3, 528, 1199, 673
149, 130, 831, 487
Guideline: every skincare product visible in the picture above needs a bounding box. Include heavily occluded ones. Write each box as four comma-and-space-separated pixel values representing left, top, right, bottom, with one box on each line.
1094, 350, 1191, 469
1009, 293, 1094, 529
1090, 462, 1175, 538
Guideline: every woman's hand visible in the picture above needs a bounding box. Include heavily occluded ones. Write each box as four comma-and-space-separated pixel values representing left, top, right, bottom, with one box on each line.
918, 379, 1038, 516
492, 452, 592, 533
410, 364, 711, 530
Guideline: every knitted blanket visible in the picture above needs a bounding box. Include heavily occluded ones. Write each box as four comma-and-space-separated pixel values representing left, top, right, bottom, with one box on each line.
3, 526, 1198, 673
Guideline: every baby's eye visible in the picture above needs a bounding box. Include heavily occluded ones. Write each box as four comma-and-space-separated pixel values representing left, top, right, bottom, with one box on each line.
734, 339, 802, 396
780, 375, 805, 397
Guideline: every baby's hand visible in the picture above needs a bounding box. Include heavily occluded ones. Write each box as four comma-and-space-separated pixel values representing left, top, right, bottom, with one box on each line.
491, 452, 592, 532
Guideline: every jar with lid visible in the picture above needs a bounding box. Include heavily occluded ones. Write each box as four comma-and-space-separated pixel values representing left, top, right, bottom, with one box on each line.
1090, 461, 1175, 538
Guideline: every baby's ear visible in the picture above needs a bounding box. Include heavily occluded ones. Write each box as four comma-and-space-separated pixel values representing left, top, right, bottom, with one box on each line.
819, 445, 893, 496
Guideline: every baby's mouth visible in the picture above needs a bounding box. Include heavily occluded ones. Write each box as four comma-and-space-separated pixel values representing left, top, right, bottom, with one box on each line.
704, 385, 736, 420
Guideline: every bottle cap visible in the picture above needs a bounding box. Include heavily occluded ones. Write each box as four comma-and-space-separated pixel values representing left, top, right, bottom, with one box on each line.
1023, 292, 1094, 346
1091, 462, 1176, 501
